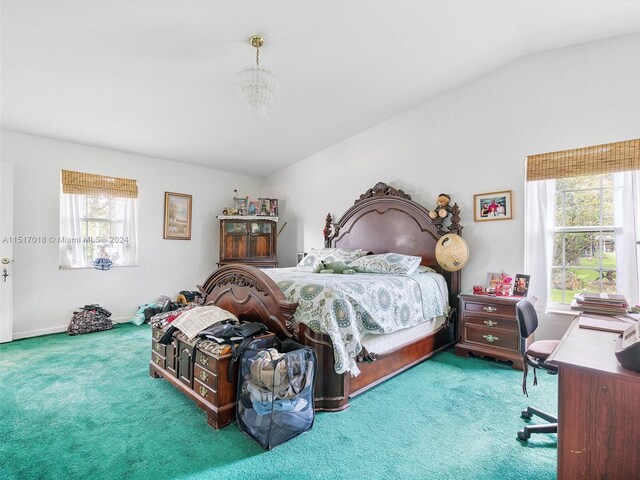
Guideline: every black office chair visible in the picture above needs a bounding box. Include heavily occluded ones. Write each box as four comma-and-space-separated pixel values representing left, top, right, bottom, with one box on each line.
516, 299, 559, 441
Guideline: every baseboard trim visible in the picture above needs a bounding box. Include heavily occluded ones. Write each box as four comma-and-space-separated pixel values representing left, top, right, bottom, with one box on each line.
12, 316, 132, 340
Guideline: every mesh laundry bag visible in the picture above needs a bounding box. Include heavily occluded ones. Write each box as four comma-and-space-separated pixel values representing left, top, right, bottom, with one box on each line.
236, 337, 317, 449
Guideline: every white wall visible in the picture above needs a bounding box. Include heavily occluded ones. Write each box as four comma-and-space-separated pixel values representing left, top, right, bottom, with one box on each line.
1, 131, 261, 338
263, 33, 640, 339
264, 32, 640, 292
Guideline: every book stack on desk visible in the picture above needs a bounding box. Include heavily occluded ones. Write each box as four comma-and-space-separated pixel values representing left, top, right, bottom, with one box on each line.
571, 293, 629, 315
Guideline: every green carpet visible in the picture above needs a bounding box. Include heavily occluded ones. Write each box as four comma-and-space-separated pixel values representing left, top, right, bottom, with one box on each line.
0, 324, 557, 480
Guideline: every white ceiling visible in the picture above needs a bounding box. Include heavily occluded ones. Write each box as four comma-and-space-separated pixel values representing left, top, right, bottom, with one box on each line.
2, 1, 640, 177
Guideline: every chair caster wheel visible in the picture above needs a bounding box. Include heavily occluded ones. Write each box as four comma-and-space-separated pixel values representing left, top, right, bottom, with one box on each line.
521, 410, 532, 419
517, 429, 530, 441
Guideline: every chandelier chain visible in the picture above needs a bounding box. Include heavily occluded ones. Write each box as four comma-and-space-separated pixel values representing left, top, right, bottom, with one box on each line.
255, 46, 260, 66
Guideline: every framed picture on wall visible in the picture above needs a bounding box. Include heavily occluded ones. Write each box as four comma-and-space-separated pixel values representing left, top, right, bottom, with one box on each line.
163, 192, 192, 240
473, 190, 513, 222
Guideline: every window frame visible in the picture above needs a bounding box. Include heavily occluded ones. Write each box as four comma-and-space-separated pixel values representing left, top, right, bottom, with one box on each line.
549, 175, 616, 307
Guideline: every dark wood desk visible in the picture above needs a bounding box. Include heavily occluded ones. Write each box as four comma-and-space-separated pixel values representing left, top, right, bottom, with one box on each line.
547, 318, 640, 479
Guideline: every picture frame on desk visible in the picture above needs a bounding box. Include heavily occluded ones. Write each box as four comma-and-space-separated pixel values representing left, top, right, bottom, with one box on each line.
513, 274, 530, 297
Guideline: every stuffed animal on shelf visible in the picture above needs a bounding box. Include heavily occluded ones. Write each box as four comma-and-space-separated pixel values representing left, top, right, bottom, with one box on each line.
313, 260, 356, 275
429, 193, 452, 219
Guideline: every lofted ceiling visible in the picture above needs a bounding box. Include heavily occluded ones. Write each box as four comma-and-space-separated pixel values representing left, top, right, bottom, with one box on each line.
2, 0, 640, 177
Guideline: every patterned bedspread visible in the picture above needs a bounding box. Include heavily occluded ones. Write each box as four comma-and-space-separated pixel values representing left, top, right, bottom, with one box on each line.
263, 267, 449, 376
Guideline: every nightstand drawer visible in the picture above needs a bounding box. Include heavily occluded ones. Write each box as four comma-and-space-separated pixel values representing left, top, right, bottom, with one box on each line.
464, 325, 518, 351
464, 301, 515, 317
464, 314, 516, 331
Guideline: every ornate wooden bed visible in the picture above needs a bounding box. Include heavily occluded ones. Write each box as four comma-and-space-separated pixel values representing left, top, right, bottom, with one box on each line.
198, 182, 463, 411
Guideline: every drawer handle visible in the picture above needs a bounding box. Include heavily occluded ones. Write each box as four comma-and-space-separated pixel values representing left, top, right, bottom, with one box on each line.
154, 330, 161, 340
483, 334, 499, 343
483, 320, 498, 327
199, 370, 209, 382
198, 386, 208, 398
483, 306, 497, 313
200, 355, 209, 366
154, 355, 162, 364
154, 343, 162, 352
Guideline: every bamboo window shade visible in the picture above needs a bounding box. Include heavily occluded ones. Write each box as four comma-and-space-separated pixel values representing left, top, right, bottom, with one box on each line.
526, 138, 640, 182
61, 170, 138, 198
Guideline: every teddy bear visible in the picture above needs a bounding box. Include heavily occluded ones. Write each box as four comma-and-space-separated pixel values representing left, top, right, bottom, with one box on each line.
429, 193, 452, 219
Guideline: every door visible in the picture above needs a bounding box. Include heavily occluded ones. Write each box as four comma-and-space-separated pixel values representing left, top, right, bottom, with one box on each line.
0, 162, 14, 343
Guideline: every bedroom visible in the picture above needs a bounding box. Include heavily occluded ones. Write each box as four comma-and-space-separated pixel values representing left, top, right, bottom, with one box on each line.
1, 1, 639, 479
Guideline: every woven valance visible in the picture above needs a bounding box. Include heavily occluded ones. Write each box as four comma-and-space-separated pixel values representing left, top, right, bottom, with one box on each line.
61, 170, 138, 198
526, 138, 640, 181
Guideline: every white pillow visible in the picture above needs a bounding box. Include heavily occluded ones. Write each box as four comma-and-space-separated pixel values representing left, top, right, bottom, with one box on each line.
349, 253, 422, 275
297, 248, 370, 270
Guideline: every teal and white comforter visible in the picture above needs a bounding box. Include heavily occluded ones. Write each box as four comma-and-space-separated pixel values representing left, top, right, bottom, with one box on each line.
263, 267, 449, 376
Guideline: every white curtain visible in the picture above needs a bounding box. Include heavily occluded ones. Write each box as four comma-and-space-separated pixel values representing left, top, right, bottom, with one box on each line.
613, 171, 640, 307
116, 198, 139, 266
60, 194, 138, 268
524, 179, 556, 309
59, 193, 85, 267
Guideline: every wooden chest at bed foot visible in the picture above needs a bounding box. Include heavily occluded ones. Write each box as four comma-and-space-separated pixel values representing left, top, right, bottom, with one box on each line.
149, 327, 275, 429
455, 293, 528, 370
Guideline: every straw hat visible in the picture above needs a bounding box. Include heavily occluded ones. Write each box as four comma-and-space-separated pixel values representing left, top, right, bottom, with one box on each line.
435, 233, 469, 272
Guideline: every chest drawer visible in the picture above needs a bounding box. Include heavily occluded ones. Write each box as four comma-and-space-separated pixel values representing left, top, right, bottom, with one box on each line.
464, 314, 517, 331
194, 364, 219, 391
194, 379, 219, 405
464, 301, 515, 317
464, 325, 519, 351
152, 340, 166, 356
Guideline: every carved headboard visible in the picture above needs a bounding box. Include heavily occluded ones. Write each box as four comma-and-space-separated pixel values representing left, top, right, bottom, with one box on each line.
323, 182, 463, 308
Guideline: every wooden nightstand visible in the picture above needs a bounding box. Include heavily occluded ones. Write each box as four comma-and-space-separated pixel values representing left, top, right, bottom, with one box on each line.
455, 293, 529, 370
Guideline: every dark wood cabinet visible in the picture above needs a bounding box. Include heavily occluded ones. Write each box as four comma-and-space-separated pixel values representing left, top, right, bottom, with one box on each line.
217, 216, 278, 268
455, 293, 527, 370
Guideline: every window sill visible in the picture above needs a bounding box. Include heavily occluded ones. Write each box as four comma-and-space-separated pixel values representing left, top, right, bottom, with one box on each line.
59, 264, 138, 270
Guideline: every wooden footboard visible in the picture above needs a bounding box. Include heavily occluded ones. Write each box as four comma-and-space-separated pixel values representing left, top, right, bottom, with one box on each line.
198, 264, 298, 341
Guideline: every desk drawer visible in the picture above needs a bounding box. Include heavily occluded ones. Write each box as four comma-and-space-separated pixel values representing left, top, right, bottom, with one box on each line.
464, 301, 515, 317
464, 325, 518, 351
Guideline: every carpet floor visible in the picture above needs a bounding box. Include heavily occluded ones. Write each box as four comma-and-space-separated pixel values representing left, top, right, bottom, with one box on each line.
0, 324, 557, 480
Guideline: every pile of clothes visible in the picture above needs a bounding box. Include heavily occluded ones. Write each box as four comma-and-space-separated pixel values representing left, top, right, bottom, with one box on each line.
237, 339, 317, 449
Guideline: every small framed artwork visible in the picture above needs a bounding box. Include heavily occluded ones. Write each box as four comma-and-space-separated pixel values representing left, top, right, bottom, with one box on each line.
473, 190, 513, 222
513, 274, 530, 297
270, 198, 279, 216
248, 200, 260, 216
258, 198, 271, 216
163, 192, 192, 240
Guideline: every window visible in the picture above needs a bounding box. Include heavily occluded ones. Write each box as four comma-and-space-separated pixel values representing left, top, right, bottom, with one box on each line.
60, 170, 138, 269
524, 139, 640, 310
551, 174, 616, 304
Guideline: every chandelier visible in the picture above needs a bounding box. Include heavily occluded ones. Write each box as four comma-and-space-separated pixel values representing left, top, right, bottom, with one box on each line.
235, 35, 279, 119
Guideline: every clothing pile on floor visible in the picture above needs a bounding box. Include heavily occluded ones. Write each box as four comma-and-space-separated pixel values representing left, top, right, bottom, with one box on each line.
237, 338, 317, 449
